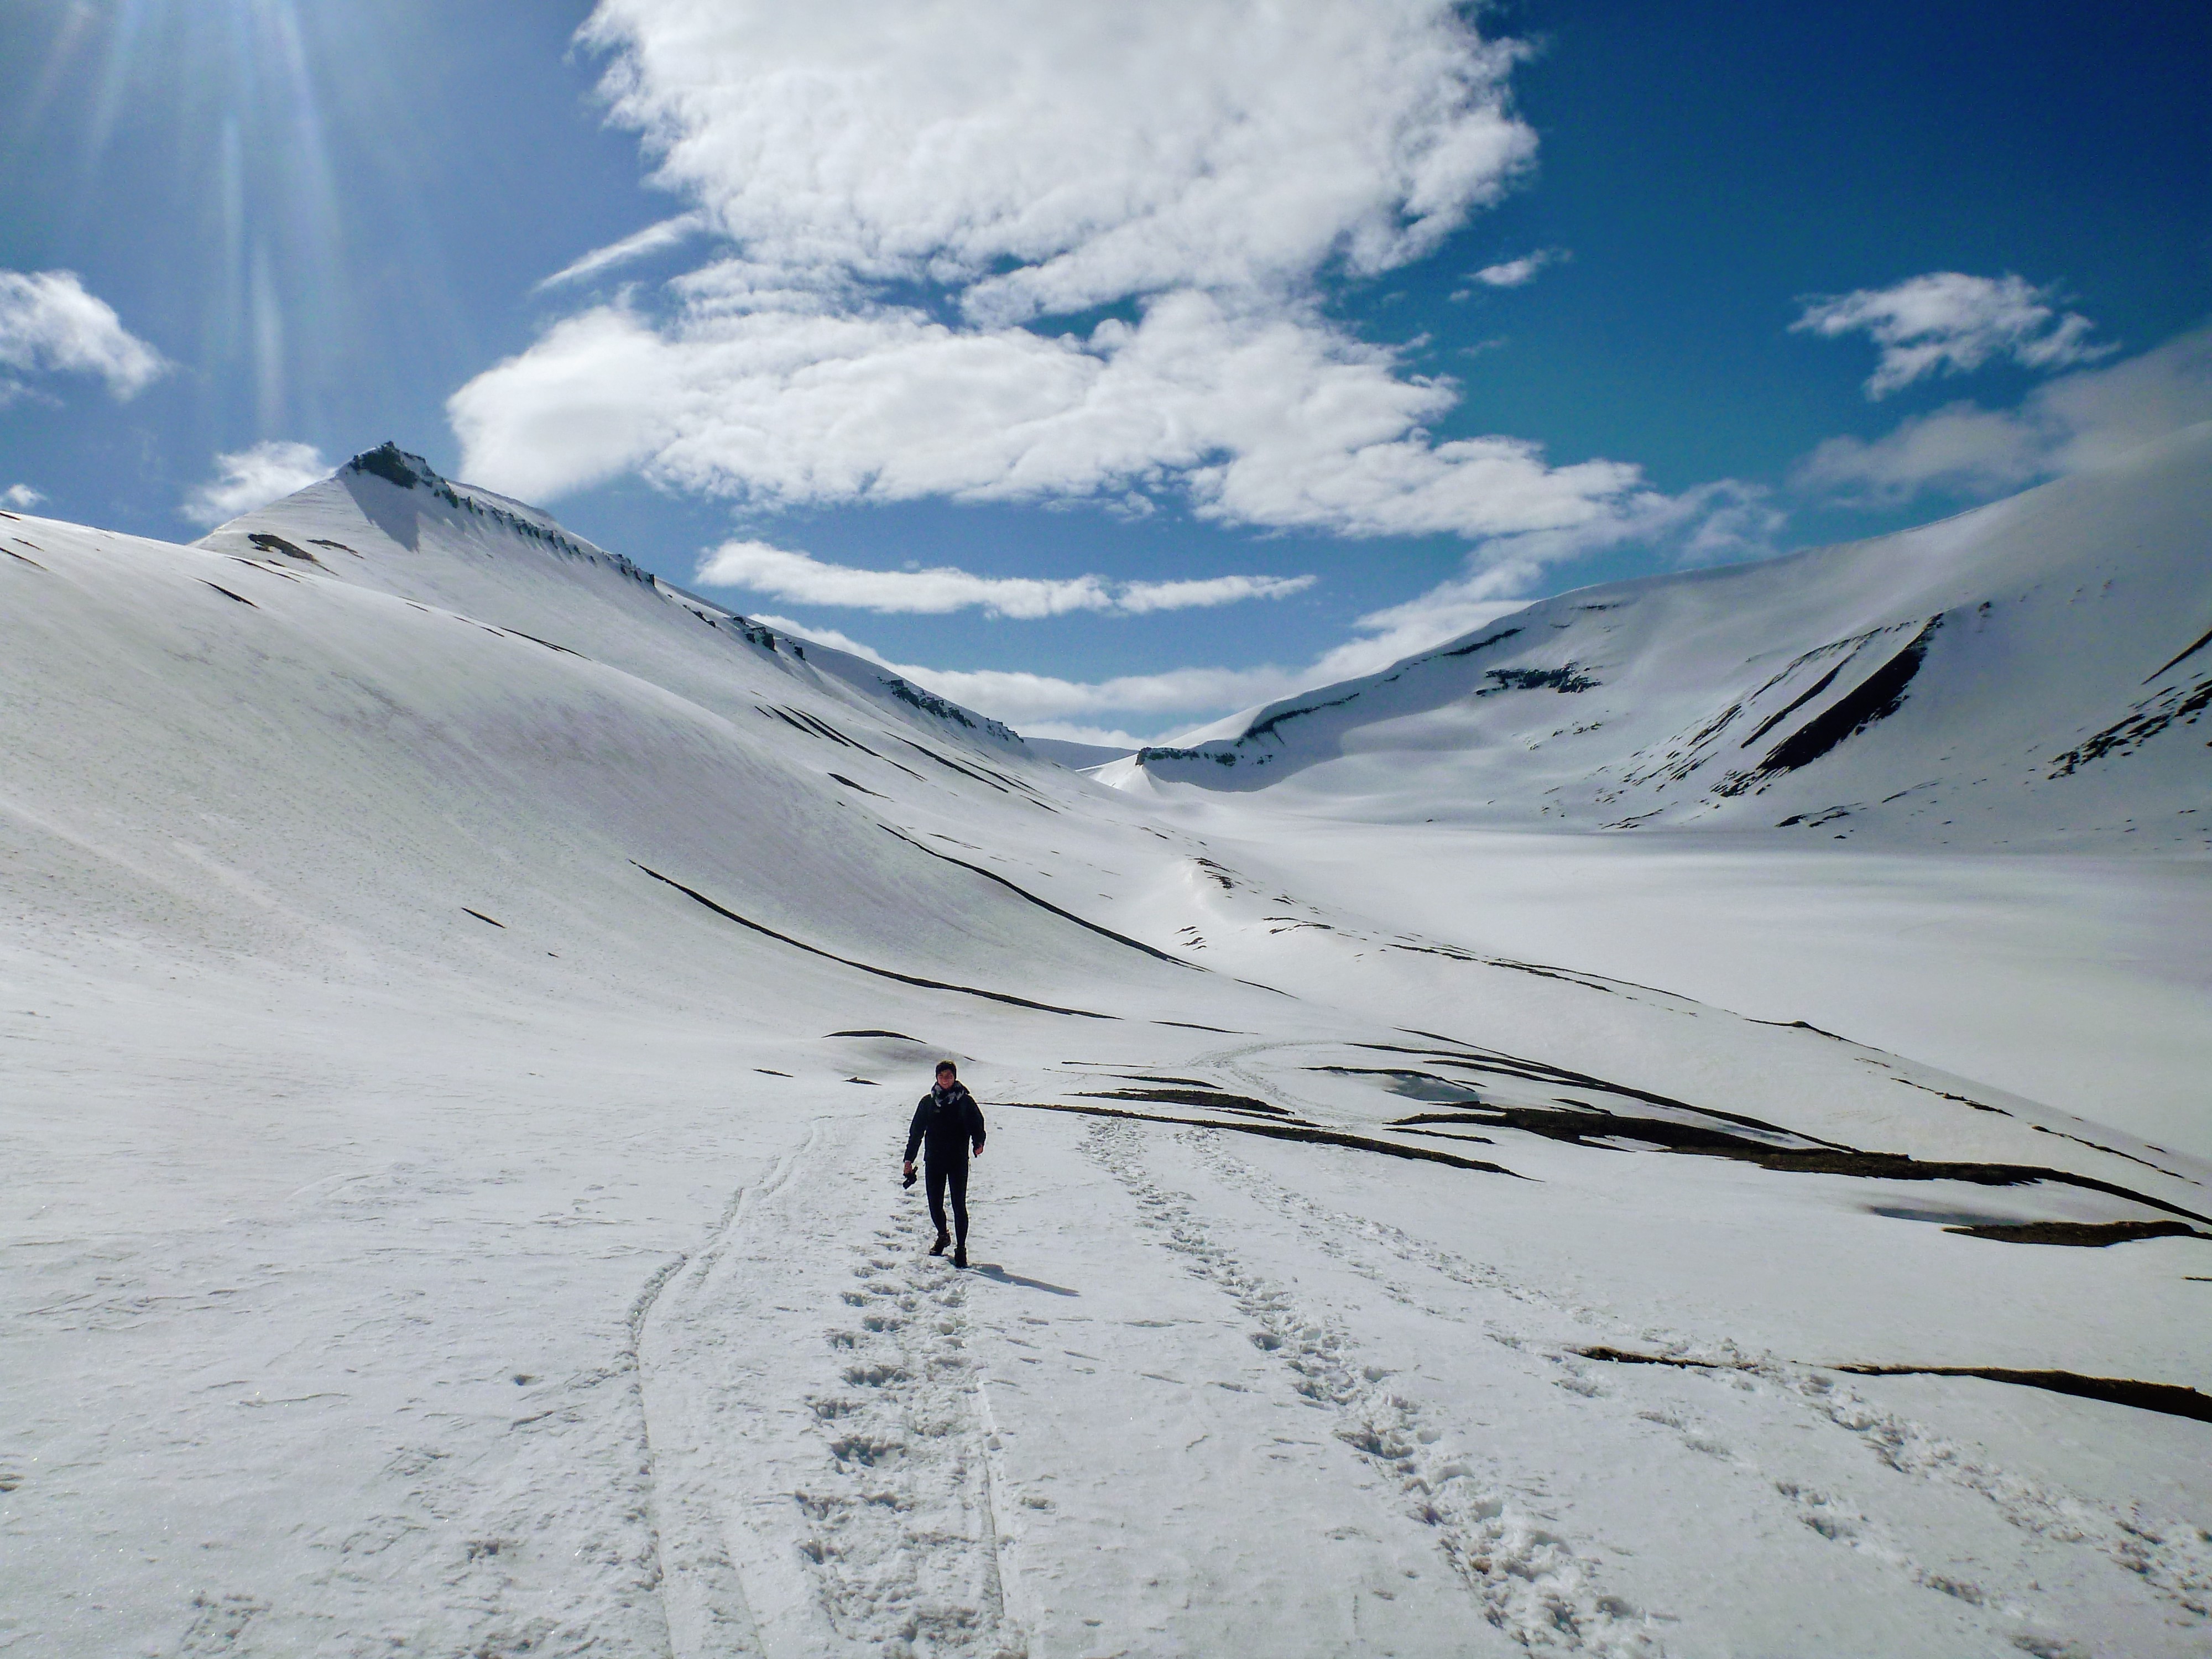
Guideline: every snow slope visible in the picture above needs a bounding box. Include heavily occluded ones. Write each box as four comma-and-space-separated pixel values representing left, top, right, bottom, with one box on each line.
4, 455, 2209, 1657
1178, 816, 2212, 1159
1110, 425, 2212, 851
195, 442, 1031, 763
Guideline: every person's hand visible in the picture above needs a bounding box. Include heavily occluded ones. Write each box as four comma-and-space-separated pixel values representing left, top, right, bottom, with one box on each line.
903, 1160, 915, 1178
971, 1145, 983, 1160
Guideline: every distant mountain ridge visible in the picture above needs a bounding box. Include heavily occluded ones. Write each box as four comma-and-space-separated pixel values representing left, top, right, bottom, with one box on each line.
197, 442, 1029, 755
1108, 424, 2212, 849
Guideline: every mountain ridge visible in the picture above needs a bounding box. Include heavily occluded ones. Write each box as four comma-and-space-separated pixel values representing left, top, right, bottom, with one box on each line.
1110, 423, 2212, 849
195, 441, 1031, 755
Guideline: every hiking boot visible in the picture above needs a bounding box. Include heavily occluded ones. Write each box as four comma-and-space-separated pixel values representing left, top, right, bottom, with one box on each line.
928, 1232, 950, 1256
953, 1245, 968, 1269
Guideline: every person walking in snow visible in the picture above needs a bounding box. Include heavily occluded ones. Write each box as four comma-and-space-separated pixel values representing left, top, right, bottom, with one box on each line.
904, 1060, 987, 1267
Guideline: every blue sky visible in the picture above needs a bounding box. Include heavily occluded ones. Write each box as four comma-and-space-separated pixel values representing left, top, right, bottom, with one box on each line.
4, 1, 2207, 744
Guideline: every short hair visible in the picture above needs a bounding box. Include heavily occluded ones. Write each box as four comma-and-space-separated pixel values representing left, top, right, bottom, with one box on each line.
935, 1060, 958, 1077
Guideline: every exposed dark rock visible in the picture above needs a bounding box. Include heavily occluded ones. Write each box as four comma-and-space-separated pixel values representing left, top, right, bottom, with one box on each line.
2142, 620, 2212, 684
2049, 676, 2212, 776
879, 825, 1199, 971
347, 441, 424, 489
1001, 1099, 1524, 1176
1478, 664, 1597, 695
1575, 1347, 2212, 1425
632, 862, 1116, 1020
1941, 1219, 2211, 1246
1079, 1088, 1290, 1117
1413, 1101, 2210, 1223
1832, 1364, 2212, 1425
246, 531, 320, 563
1718, 617, 1942, 795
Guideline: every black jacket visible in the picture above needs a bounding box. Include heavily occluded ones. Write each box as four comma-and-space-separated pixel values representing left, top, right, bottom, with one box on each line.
905, 1083, 986, 1165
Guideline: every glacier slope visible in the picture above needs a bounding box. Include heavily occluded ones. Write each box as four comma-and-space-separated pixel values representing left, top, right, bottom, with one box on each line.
1, 462, 2208, 1656
1110, 425, 2212, 851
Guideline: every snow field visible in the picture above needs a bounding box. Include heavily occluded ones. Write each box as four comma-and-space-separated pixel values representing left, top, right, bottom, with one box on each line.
1182, 816, 2212, 1158
3, 451, 2206, 1655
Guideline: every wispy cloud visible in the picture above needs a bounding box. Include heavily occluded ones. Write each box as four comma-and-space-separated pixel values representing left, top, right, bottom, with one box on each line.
697, 539, 1311, 619
534, 213, 711, 292
734, 460, 1778, 738
745, 610, 1296, 733
752, 582, 1526, 741
744, 495, 1776, 739
0, 269, 167, 399
1465, 247, 1567, 290
180, 441, 332, 528
1793, 272, 2114, 400
1794, 325, 2212, 506
2, 483, 45, 510
873, 660, 1310, 732
1116, 573, 1315, 613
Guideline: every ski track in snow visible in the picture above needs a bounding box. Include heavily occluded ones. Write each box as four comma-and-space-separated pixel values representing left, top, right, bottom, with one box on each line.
638, 1120, 1026, 1658
1167, 1111, 2212, 1647
1083, 1119, 1660, 1655
799, 1237, 1026, 1657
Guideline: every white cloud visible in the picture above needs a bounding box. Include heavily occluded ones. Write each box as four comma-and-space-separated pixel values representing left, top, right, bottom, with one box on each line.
577, 0, 1535, 324
697, 536, 1311, 618
2, 483, 45, 510
453, 285, 1667, 544
0, 269, 167, 399
1468, 248, 1566, 289
1793, 404, 2048, 505
1117, 573, 1316, 613
451, 3, 1711, 552
705, 541, 1109, 617
1794, 325, 2212, 506
1793, 271, 2114, 400
180, 441, 332, 528
535, 213, 711, 291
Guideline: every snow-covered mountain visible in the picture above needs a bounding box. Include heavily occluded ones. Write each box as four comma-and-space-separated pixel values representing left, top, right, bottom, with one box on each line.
199, 441, 1031, 757
1112, 424, 2212, 849
4, 445, 2208, 1657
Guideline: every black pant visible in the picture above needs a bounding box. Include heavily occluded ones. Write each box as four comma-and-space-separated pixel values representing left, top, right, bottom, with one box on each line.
926, 1156, 970, 1247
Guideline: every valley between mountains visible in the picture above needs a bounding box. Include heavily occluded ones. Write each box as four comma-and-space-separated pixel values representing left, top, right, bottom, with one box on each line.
3, 440, 2207, 1656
